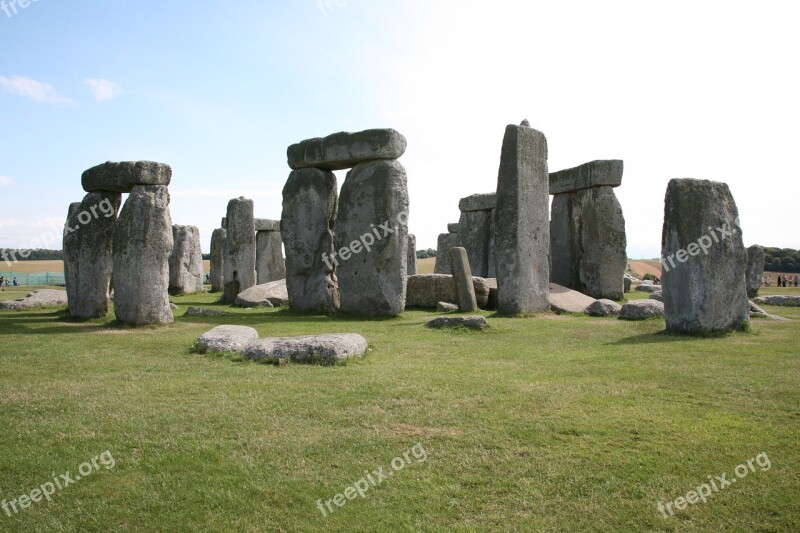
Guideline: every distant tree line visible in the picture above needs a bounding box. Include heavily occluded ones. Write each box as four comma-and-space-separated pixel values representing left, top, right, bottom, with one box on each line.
764, 247, 800, 273
416, 248, 436, 259
0, 248, 63, 261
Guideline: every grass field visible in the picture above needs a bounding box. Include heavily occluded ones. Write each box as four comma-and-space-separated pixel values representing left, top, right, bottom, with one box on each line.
1, 285, 798, 531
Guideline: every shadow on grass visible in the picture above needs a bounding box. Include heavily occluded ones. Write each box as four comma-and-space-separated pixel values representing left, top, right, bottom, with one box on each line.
610, 327, 750, 345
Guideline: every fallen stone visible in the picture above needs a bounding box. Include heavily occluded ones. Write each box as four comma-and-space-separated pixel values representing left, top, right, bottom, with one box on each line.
746, 245, 765, 299
244, 333, 368, 365
234, 280, 288, 307
287, 128, 407, 171
662, 178, 749, 333
619, 299, 665, 320
0, 290, 68, 311
549, 160, 623, 195
82, 161, 172, 193
585, 299, 622, 317
635, 284, 661, 293
650, 292, 664, 302
749, 301, 789, 321
753, 295, 800, 307
197, 325, 259, 353
424, 316, 488, 330
549, 283, 597, 314
458, 193, 496, 212
281, 168, 340, 314
437, 302, 459, 312
186, 307, 226, 317
406, 274, 490, 308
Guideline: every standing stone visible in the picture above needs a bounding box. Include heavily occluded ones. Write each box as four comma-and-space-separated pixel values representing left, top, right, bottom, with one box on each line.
210, 228, 226, 292
112, 185, 174, 325
449, 247, 478, 312
458, 210, 493, 277
662, 178, 749, 333
63, 192, 122, 318
407, 234, 417, 275
746, 245, 765, 298
222, 197, 256, 303
494, 122, 550, 314
256, 230, 287, 284
281, 168, 339, 314
434, 233, 459, 274
169, 225, 204, 295
335, 160, 409, 316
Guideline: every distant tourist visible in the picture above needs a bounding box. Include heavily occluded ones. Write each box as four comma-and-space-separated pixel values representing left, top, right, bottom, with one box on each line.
12, 276, 18, 286
795, 276, 799, 287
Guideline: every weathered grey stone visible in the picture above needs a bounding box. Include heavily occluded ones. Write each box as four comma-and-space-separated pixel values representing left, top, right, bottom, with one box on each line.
459, 193, 496, 212
407, 234, 417, 275
169, 225, 204, 295
112, 185, 174, 325
635, 283, 661, 293
256, 230, 286, 284
753, 295, 800, 307
281, 168, 339, 314
619, 299, 665, 320
234, 280, 288, 308
449, 247, 478, 312
624, 277, 632, 293
335, 160, 409, 317
437, 302, 458, 312
406, 274, 490, 308
649, 291, 664, 302
424, 316, 488, 330
549, 283, 596, 314
197, 325, 259, 353
244, 334, 368, 365
549, 160, 623, 195
434, 233, 459, 274
662, 179, 749, 333
221, 217, 227, 229
222, 197, 256, 303
494, 122, 550, 314
585, 299, 622, 317
210, 228, 226, 292
0, 290, 68, 311
254, 219, 280, 232
186, 307, 226, 317
447, 223, 460, 233
63, 192, 121, 318
458, 209, 492, 277
749, 301, 789, 321
82, 161, 171, 193
746, 245, 765, 299
550, 186, 626, 300
287, 128, 407, 171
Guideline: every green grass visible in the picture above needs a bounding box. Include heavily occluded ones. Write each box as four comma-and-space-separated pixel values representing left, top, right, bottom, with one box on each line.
1, 287, 799, 532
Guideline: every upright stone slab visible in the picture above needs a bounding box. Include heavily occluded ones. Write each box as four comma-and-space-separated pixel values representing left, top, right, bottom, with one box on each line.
662, 178, 749, 333
549, 193, 579, 289
210, 228, 226, 292
494, 122, 550, 314
112, 185, 174, 325
449, 247, 478, 312
746, 245, 765, 298
169, 225, 204, 295
288, 128, 407, 171
458, 210, 493, 277
256, 230, 286, 284
434, 233, 459, 274
407, 234, 417, 275
63, 192, 122, 318
222, 197, 256, 303
335, 160, 409, 317
281, 168, 340, 314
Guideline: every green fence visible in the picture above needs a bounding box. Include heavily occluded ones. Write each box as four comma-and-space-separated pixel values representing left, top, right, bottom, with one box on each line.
0, 272, 66, 286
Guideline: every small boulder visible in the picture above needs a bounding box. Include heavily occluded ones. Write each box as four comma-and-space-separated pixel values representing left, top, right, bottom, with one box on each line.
197, 325, 259, 353
0, 290, 68, 311
437, 302, 459, 312
424, 316, 488, 330
585, 299, 622, 317
244, 334, 368, 365
635, 283, 661, 293
649, 292, 664, 302
234, 280, 288, 308
619, 300, 665, 321
549, 283, 597, 314
186, 307, 226, 317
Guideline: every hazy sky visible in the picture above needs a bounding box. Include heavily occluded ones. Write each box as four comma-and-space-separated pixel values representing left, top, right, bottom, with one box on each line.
1, 0, 798, 257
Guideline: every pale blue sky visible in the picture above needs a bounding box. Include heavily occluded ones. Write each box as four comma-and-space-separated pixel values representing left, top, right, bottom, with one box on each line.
2, 0, 799, 257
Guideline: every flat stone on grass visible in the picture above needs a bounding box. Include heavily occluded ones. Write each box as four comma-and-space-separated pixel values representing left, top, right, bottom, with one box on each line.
197, 325, 259, 354
0, 290, 68, 311
243, 334, 368, 365
425, 316, 488, 330
585, 299, 622, 317
619, 300, 665, 321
